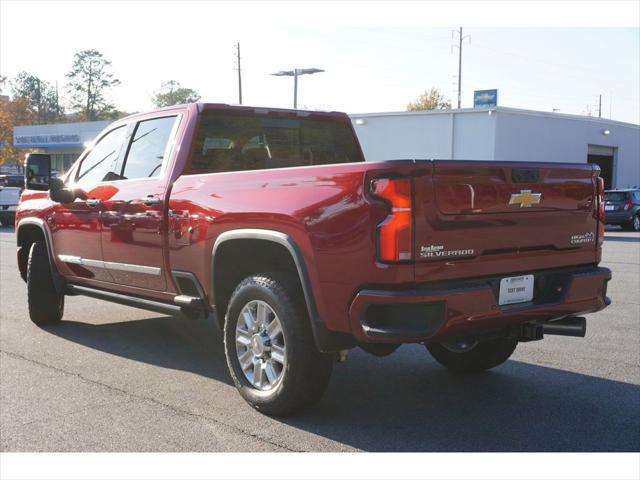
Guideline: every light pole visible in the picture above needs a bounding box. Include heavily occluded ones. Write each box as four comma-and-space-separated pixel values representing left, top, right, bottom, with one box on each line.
271, 68, 324, 109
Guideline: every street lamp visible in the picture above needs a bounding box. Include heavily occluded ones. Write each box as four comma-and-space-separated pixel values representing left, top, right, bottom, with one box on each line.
271, 68, 324, 109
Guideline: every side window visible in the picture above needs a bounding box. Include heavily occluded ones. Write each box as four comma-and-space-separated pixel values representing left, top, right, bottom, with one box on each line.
122, 116, 177, 180
76, 126, 126, 184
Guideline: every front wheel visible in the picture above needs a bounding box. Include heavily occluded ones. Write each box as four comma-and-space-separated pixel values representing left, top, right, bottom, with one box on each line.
426, 337, 518, 373
27, 241, 64, 326
223, 273, 333, 416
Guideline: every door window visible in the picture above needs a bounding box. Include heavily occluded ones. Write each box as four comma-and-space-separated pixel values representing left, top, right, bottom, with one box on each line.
122, 116, 177, 180
76, 126, 127, 184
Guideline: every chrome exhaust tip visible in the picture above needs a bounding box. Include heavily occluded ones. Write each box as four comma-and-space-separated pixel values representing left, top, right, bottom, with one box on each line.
542, 317, 587, 337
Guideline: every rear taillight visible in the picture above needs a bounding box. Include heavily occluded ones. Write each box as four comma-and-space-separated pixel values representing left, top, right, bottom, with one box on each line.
624, 199, 633, 211
596, 177, 605, 244
370, 177, 413, 262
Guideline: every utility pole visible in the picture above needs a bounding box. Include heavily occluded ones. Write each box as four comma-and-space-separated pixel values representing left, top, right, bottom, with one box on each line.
457, 27, 462, 109
35, 78, 42, 124
598, 94, 602, 118
293, 70, 298, 109
453, 27, 470, 109
235, 43, 242, 104
55, 81, 60, 119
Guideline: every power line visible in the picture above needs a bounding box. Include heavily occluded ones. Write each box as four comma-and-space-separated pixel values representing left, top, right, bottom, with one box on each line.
472, 42, 637, 86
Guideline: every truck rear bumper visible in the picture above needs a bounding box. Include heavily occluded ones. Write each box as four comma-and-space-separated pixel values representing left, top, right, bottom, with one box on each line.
348, 266, 611, 344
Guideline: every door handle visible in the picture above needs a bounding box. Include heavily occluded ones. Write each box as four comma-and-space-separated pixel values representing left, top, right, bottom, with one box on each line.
141, 195, 161, 207
86, 198, 102, 208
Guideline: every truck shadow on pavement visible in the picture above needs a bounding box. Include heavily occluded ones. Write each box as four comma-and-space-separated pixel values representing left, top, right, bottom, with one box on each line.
47, 317, 231, 385
47, 317, 640, 452
298, 349, 640, 451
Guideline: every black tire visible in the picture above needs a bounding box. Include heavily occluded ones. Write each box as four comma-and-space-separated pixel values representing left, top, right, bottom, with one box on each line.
27, 241, 64, 326
426, 337, 518, 373
625, 214, 640, 232
5, 214, 15, 227
223, 273, 333, 416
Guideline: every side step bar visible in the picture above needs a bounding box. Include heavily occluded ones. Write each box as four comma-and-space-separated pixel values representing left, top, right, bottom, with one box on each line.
66, 284, 188, 317
174, 295, 203, 308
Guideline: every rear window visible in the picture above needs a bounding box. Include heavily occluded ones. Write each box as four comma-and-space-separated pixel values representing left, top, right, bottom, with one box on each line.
605, 192, 627, 202
188, 112, 363, 174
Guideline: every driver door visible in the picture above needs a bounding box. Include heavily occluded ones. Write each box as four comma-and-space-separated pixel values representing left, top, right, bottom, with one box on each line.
52, 125, 128, 282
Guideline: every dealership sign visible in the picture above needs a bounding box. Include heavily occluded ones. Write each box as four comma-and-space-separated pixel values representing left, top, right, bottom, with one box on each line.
474, 89, 498, 109
14, 133, 82, 148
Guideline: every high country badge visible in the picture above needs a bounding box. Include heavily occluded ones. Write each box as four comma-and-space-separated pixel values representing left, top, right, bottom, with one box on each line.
570, 232, 595, 245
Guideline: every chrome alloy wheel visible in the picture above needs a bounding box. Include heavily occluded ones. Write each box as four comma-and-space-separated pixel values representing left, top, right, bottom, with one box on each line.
634, 215, 640, 231
235, 300, 287, 390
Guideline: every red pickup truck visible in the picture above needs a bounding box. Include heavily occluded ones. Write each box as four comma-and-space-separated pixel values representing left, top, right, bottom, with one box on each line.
16, 103, 611, 415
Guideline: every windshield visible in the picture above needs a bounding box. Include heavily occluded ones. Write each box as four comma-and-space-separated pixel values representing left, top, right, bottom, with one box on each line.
190, 112, 363, 174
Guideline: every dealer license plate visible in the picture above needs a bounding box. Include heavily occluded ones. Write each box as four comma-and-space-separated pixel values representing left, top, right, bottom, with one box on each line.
499, 275, 534, 306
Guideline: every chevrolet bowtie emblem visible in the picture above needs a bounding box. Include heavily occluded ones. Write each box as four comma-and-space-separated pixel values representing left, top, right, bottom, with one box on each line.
509, 189, 542, 208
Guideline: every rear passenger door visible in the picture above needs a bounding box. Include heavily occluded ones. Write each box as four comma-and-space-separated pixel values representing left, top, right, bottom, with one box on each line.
100, 115, 180, 292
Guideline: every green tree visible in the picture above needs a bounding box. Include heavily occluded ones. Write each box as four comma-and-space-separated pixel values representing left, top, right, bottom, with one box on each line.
152, 80, 200, 107
10, 71, 62, 124
66, 49, 120, 121
407, 87, 451, 111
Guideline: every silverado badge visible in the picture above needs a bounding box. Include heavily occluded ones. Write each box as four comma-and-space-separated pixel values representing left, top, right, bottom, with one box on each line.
509, 189, 542, 208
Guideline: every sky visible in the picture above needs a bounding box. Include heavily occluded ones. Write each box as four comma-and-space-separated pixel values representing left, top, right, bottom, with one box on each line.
1, 2, 639, 124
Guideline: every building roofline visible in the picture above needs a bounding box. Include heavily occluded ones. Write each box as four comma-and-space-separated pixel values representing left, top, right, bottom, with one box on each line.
349, 106, 639, 129
13, 120, 111, 130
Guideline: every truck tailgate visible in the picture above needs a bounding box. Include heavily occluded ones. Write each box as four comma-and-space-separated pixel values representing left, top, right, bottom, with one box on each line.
412, 160, 600, 283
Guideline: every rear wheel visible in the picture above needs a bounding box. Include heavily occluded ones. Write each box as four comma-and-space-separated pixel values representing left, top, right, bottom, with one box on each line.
627, 214, 640, 232
223, 273, 333, 416
426, 337, 518, 373
27, 241, 64, 326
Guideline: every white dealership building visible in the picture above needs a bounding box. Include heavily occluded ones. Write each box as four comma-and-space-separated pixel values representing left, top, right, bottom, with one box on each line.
11, 106, 640, 189
12, 120, 110, 173
350, 106, 640, 190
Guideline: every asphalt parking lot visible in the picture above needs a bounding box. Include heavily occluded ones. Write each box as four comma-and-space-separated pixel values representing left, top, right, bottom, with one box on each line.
0, 226, 638, 452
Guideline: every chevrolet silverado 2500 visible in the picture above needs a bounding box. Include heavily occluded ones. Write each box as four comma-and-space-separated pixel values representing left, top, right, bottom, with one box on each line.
16, 103, 611, 415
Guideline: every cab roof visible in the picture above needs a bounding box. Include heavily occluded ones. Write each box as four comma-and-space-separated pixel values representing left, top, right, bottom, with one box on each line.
120, 102, 350, 122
